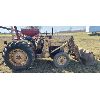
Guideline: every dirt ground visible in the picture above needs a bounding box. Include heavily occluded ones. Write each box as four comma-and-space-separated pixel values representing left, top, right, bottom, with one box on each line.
0, 33, 100, 73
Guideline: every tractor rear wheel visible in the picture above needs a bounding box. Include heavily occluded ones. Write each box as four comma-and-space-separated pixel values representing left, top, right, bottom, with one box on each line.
2, 41, 35, 70
53, 52, 70, 68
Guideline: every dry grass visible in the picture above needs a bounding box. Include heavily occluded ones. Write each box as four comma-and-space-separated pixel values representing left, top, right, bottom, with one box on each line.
73, 32, 100, 59
0, 33, 100, 73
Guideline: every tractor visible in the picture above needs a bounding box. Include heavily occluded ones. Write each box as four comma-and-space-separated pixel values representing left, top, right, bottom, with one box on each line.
0, 26, 96, 70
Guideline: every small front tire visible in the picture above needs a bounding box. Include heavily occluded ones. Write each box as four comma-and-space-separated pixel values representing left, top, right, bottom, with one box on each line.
53, 52, 70, 68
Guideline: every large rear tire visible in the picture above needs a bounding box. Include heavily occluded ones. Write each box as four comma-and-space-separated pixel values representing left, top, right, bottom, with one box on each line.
2, 41, 35, 70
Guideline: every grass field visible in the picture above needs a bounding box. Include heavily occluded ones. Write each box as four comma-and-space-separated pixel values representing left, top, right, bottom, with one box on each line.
73, 33, 100, 59
0, 32, 100, 73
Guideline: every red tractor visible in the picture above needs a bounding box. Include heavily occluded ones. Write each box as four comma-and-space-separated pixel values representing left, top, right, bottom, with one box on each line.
0, 26, 96, 71
0, 26, 40, 70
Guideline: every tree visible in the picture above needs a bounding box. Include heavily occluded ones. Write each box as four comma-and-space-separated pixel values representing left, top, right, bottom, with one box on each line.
69, 26, 72, 32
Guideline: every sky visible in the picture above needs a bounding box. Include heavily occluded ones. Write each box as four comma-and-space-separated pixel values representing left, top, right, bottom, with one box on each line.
0, 26, 86, 33
40, 26, 85, 33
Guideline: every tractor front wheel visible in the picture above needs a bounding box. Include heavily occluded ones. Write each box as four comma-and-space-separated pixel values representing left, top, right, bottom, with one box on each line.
53, 52, 70, 68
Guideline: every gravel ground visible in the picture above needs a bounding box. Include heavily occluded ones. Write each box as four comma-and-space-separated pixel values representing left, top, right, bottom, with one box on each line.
0, 58, 98, 73
0, 52, 100, 73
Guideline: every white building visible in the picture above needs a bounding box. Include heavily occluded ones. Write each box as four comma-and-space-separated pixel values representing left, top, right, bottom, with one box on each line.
86, 26, 100, 33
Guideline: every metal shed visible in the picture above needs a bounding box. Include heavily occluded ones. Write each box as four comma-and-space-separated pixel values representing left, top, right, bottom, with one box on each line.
86, 26, 100, 33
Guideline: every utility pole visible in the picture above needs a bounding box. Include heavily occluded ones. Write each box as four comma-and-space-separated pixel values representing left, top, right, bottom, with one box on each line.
46, 31, 47, 35
52, 27, 53, 35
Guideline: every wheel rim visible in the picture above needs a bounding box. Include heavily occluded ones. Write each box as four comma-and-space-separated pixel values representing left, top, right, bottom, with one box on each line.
9, 49, 28, 66
57, 56, 67, 65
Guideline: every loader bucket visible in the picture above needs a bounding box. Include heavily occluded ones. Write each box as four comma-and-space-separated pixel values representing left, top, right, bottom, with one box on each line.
79, 49, 96, 66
